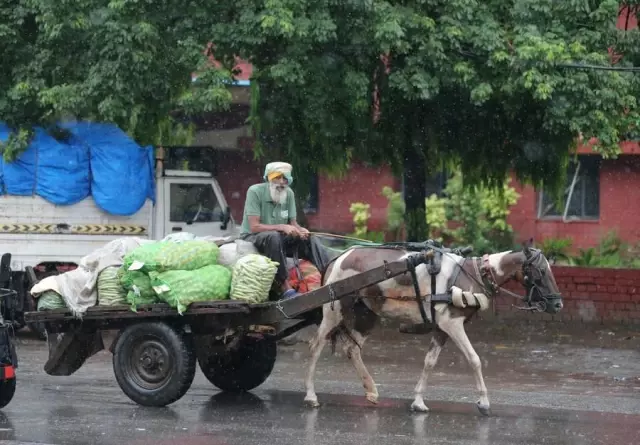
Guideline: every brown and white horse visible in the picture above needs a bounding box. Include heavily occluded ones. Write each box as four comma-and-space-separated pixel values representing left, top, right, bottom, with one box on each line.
304, 243, 563, 415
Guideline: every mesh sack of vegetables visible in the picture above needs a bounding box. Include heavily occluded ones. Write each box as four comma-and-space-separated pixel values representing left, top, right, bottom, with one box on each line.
97, 266, 127, 306
118, 268, 158, 311
229, 254, 279, 304
37, 290, 67, 311
149, 264, 232, 314
122, 240, 220, 274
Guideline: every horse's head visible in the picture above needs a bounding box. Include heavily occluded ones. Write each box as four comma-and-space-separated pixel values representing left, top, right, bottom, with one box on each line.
485, 239, 563, 314
515, 241, 564, 314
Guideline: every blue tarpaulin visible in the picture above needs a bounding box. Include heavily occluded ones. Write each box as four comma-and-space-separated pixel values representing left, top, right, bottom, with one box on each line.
0, 121, 155, 215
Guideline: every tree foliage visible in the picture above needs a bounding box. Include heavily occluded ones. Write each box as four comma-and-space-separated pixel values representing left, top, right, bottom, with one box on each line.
0, 0, 234, 157
209, 0, 640, 239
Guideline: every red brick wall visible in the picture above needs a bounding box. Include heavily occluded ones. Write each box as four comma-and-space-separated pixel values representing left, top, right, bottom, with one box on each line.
216, 151, 400, 233
492, 266, 640, 324
306, 163, 400, 233
507, 156, 640, 249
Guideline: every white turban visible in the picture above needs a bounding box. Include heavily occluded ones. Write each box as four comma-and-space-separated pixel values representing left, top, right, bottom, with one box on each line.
264, 162, 293, 185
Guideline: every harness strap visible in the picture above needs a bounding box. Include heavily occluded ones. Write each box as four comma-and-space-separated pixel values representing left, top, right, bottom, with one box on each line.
430, 273, 438, 328
408, 262, 431, 326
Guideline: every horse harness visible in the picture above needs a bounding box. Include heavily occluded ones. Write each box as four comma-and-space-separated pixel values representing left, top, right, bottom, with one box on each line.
404, 247, 501, 329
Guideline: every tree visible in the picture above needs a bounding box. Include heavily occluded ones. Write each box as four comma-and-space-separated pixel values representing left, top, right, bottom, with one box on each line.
0, 0, 233, 159
208, 0, 640, 240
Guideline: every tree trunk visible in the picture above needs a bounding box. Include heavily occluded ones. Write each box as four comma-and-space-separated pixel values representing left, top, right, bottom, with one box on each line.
402, 106, 428, 241
403, 147, 428, 241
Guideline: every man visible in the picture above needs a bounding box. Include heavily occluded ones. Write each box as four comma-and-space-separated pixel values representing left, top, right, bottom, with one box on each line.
240, 162, 313, 300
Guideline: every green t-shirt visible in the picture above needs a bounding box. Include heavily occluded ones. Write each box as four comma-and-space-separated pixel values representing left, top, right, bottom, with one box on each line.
240, 183, 297, 234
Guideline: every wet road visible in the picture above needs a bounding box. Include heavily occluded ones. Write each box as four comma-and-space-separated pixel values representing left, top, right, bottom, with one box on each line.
1, 321, 639, 445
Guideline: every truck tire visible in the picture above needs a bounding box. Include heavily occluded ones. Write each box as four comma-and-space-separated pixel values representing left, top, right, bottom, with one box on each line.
113, 322, 196, 407
198, 337, 277, 392
0, 378, 16, 409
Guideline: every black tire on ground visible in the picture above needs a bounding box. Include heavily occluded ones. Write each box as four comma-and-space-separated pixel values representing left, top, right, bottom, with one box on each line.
198, 337, 277, 392
0, 378, 16, 409
112, 322, 196, 407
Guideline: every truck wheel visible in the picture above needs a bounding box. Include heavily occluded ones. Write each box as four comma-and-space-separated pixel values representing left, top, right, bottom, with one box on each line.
0, 378, 16, 409
198, 337, 277, 392
113, 322, 196, 407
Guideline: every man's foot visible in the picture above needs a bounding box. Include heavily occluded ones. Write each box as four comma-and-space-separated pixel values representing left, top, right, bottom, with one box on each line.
281, 289, 300, 300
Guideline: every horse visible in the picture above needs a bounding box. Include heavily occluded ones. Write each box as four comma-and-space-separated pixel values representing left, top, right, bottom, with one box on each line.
303, 242, 563, 415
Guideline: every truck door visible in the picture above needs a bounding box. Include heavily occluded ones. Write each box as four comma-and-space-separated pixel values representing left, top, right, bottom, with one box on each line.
163, 179, 234, 238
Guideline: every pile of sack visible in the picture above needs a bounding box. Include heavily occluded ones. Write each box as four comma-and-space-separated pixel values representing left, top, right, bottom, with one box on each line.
35, 234, 323, 315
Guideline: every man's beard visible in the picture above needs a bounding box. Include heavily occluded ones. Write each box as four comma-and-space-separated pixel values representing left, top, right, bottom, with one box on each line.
269, 182, 288, 205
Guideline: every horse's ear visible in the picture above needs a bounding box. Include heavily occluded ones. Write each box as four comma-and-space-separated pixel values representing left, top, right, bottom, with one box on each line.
522, 238, 533, 259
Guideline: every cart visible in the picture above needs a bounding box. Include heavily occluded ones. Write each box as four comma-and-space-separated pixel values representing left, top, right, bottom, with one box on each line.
24, 250, 434, 407
0, 289, 18, 409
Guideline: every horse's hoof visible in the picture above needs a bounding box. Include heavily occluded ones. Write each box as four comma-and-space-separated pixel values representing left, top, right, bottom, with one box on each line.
477, 402, 491, 416
366, 392, 379, 405
410, 401, 430, 413
304, 398, 320, 408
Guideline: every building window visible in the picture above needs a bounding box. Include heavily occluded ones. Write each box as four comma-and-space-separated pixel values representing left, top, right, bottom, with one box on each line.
303, 173, 319, 214
537, 156, 600, 221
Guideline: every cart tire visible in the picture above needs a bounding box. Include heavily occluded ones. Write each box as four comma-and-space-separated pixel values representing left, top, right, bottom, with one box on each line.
0, 378, 16, 409
198, 337, 277, 392
113, 322, 196, 407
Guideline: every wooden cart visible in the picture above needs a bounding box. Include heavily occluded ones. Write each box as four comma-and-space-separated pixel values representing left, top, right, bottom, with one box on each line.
24, 251, 433, 407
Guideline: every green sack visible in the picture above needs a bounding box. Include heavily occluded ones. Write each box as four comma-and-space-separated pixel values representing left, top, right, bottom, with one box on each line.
229, 254, 279, 304
37, 290, 67, 311
150, 264, 232, 314
118, 267, 158, 311
122, 240, 220, 274
97, 266, 127, 306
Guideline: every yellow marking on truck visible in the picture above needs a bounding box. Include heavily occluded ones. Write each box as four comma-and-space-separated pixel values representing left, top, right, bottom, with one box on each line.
0, 223, 147, 235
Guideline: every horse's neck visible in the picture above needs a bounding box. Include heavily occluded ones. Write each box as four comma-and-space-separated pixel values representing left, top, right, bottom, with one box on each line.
485, 250, 524, 284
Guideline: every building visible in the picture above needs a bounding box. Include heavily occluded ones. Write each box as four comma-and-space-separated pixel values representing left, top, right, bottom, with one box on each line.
508, 143, 640, 248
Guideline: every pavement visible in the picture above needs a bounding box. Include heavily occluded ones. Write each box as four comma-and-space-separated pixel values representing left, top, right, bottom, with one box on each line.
0, 319, 639, 445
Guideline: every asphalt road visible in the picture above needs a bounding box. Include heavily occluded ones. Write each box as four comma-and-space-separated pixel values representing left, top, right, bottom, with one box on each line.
0, 320, 639, 445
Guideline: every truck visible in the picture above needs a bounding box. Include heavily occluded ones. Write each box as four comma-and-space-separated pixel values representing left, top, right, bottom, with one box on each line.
0, 122, 239, 338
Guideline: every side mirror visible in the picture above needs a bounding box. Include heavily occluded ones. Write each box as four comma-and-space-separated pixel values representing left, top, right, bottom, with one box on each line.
220, 206, 232, 230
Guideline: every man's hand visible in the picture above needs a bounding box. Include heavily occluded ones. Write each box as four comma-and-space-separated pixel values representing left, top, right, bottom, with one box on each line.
298, 227, 310, 239
279, 224, 301, 237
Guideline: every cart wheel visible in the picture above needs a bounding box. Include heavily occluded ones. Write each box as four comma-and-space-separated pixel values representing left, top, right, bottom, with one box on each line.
198, 337, 277, 392
113, 322, 196, 407
0, 378, 16, 409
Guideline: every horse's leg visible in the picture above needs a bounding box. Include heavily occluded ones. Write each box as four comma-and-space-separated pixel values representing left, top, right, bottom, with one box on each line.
410, 330, 448, 412
338, 328, 378, 404
304, 302, 343, 407
438, 315, 491, 416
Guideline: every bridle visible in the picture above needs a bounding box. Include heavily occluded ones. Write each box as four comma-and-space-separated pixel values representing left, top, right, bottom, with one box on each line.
471, 248, 562, 313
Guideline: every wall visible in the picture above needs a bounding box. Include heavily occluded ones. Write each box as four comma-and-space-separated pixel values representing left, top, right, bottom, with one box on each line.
507, 155, 640, 248
215, 150, 400, 233
490, 266, 640, 324
306, 163, 400, 233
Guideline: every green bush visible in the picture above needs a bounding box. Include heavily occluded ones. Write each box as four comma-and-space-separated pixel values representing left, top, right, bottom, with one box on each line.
351, 171, 521, 253
569, 231, 640, 269
539, 237, 574, 264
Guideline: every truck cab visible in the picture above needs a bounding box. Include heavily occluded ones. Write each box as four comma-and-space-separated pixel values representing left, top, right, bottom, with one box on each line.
155, 169, 238, 239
